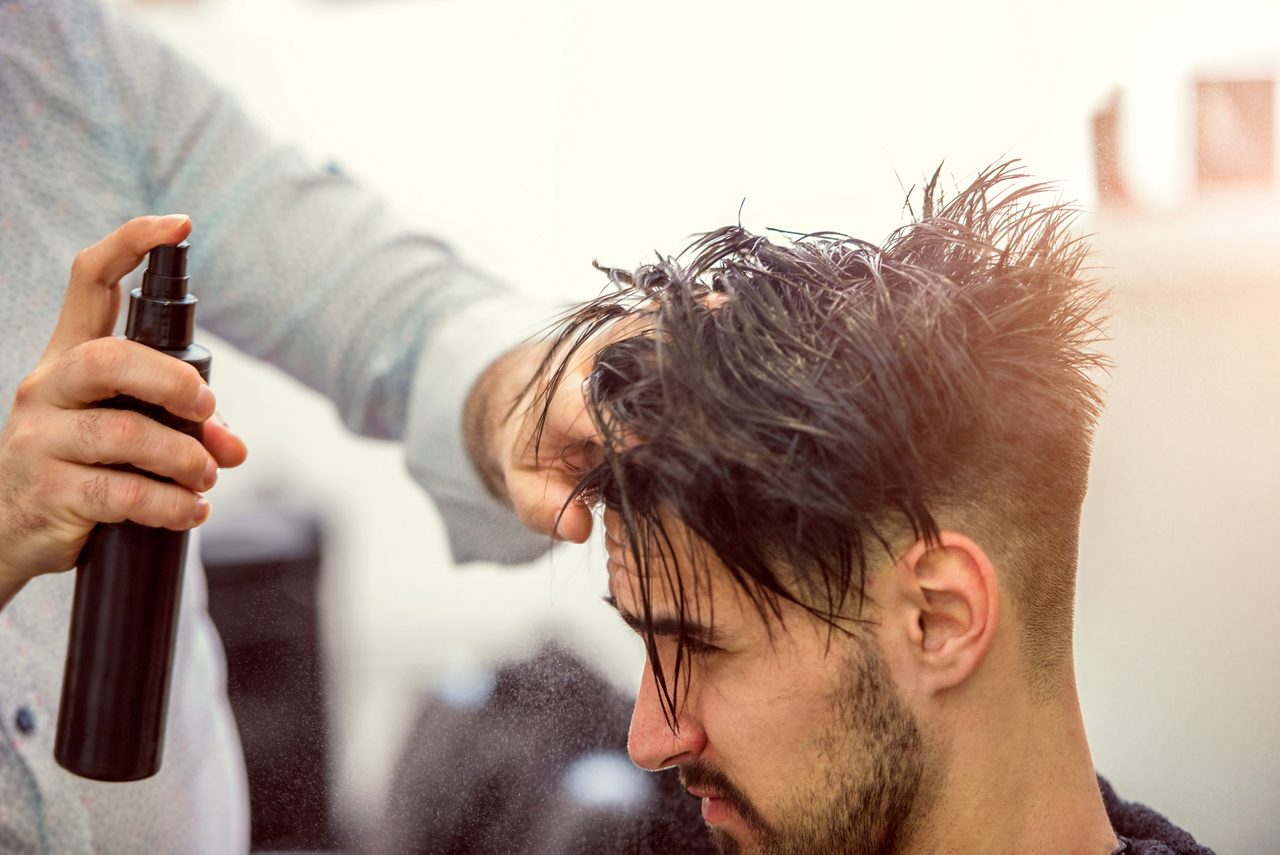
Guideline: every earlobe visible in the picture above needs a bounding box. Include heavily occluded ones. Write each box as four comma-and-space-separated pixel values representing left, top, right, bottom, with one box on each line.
899, 532, 999, 695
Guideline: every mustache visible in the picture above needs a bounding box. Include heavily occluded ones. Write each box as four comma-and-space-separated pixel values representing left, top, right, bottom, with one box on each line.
679, 761, 769, 832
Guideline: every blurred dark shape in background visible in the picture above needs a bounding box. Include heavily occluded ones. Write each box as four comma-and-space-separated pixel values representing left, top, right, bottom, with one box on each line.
1093, 90, 1132, 207
1195, 77, 1275, 190
373, 643, 713, 855
203, 502, 336, 851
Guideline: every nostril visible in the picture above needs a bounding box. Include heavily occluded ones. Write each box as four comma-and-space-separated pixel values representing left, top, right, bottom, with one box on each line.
628, 714, 704, 772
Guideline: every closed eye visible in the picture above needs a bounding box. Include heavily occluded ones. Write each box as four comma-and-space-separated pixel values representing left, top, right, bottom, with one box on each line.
603, 594, 724, 656
679, 635, 720, 657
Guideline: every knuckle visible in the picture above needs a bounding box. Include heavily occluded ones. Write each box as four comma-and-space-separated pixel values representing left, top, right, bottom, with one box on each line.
107, 410, 141, 448
144, 484, 191, 529
115, 476, 148, 516
167, 491, 195, 528
5, 423, 36, 457
72, 409, 105, 453
168, 363, 202, 406
78, 473, 112, 515
76, 340, 106, 378
70, 247, 96, 281
13, 373, 42, 408
184, 441, 209, 481
87, 337, 128, 375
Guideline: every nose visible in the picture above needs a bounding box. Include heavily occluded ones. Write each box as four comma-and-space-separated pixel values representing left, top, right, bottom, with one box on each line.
627, 658, 707, 771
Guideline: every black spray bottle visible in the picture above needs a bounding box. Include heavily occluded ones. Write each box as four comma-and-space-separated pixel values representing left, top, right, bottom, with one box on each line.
55, 241, 211, 782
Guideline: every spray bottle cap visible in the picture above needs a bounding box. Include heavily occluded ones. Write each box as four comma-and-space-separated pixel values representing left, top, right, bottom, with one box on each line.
126, 242, 197, 350
141, 241, 189, 300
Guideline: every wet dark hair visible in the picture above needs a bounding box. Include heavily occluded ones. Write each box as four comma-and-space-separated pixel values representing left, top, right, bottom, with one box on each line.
533, 162, 1108, 718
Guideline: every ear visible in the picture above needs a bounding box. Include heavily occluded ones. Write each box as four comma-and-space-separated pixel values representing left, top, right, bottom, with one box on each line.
882, 531, 999, 696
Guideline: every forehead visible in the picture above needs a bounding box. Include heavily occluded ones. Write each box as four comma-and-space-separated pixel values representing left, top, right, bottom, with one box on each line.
604, 512, 784, 636
603, 508, 885, 656
604, 526, 871, 686
606, 518, 718, 606
608, 507, 707, 581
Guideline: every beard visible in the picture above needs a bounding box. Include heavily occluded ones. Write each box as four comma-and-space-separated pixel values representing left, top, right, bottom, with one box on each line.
681, 646, 929, 855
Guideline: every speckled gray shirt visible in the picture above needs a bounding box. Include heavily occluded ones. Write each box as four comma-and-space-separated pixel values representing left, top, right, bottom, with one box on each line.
0, 0, 549, 851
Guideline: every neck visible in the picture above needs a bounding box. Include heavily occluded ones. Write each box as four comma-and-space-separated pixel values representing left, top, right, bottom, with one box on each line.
903, 679, 1118, 855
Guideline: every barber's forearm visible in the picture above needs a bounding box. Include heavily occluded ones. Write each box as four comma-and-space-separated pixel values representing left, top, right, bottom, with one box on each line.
401, 291, 567, 563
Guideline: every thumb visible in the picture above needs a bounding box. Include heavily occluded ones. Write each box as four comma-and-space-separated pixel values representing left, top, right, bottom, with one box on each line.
509, 469, 594, 543
44, 215, 193, 359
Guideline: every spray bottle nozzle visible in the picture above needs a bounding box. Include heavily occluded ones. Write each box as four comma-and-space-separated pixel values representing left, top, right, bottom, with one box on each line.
142, 242, 189, 299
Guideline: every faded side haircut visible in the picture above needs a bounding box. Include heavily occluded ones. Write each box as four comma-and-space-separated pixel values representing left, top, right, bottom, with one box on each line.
534, 162, 1109, 715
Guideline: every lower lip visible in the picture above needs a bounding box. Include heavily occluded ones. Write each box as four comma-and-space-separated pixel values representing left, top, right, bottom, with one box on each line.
701, 796, 734, 824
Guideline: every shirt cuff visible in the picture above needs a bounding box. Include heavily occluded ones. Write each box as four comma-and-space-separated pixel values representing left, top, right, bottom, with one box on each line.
404, 293, 565, 565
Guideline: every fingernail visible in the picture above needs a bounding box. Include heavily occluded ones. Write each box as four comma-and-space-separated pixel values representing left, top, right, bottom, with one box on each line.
155, 214, 190, 229
212, 410, 231, 430
203, 459, 219, 491
196, 384, 215, 417
193, 497, 211, 524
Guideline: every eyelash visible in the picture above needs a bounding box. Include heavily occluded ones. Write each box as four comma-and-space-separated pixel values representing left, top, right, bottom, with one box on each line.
678, 636, 720, 658
637, 632, 719, 660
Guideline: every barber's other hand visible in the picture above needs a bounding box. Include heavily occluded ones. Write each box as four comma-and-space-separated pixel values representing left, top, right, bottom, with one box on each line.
465, 339, 601, 545
0, 216, 248, 604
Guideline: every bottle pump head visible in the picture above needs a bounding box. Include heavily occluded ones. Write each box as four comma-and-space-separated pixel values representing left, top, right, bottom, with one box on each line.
126, 242, 196, 350
143, 242, 189, 298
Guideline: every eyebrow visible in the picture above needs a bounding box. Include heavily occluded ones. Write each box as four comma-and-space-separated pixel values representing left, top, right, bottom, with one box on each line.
602, 594, 723, 645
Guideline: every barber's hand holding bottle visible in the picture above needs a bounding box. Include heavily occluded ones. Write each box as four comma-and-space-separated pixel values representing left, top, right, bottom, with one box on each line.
0, 216, 246, 610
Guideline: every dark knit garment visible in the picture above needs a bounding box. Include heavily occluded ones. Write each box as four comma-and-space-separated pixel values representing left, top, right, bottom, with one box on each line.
371, 643, 714, 854
1101, 776, 1215, 855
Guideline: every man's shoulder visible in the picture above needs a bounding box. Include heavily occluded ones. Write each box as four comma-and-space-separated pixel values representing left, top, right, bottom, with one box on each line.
1097, 775, 1215, 855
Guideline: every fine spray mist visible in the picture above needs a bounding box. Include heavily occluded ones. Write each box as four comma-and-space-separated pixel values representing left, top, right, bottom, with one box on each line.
55, 241, 211, 782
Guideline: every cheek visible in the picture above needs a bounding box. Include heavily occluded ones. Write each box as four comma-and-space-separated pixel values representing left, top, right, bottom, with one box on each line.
697, 653, 843, 802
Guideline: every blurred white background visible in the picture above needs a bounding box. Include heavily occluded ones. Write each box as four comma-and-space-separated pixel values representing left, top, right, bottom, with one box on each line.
117, 0, 1280, 851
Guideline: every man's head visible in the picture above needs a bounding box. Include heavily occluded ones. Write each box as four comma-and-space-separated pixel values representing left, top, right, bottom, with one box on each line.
535, 163, 1108, 853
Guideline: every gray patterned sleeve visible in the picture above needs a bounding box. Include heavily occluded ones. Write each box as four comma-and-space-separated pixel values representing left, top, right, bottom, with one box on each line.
87, 0, 554, 562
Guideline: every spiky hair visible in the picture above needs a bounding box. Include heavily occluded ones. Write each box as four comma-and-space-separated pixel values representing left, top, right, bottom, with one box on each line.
535, 162, 1109, 718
